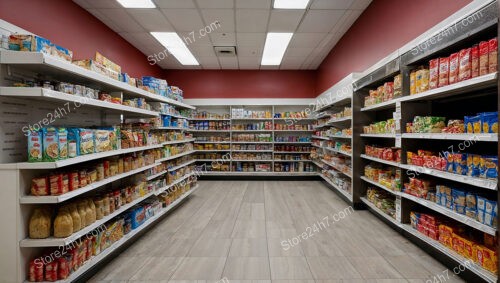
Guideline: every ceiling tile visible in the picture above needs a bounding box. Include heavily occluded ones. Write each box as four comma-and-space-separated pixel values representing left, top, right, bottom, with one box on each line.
128, 9, 174, 31
87, 9, 123, 32
284, 47, 314, 58
288, 33, 327, 48
238, 56, 261, 69
350, 0, 372, 10
310, 0, 355, 10
280, 57, 306, 70
200, 9, 235, 32
196, 0, 234, 9
237, 33, 266, 46
154, 0, 196, 8
177, 31, 213, 47
73, 0, 91, 9
237, 46, 263, 57
333, 9, 363, 35
190, 46, 216, 58
161, 9, 205, 31
219, 56, 239, 69
297, 10, 345, 33
260, 65, 279, 70
209, 32, 236, 45
99, 9, 145, 32
236, 9, 270, 32
198, 56, 220, 66
235, 0, 271, 9
268, 10, 305, 32
83, 0, 121, 8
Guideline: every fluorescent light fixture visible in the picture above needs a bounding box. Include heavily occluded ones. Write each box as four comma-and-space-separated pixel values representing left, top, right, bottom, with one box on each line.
116, 0, 156, 8
273, 0, 310, 9
150, 32, 199, 65
261, 33, 293, 66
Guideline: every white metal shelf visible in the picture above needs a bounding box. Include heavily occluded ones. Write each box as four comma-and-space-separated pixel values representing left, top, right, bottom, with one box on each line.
154, 173, 196, 196
360, 176, 401, 196
361, 98, 401, 112
194, 141, 231, 144
167, 160, 196, 172
231, 130, 273, 132
273, 160, 312, 162
231, 118, 273, 120
323, 147, 352, 157
162, 138, 196, 145
274, 130, 314, 132
146, 170, 167, 181
401, 224, 497, 283
189, 118, 230, 121
231, 141, 273, 144
203, 171, 317, 176
20, 190, 156, 247
327, 135, 352, 139
273, 118, 315, 121
0, 87, 159, 117
161, 113, 189, 119
232, 150, 273, 152
0, 50, 195, 109
361, 197, 399, 225
311, 135, 329, 140
154, 127, 189, 131
401, 164, 497, 190
274, 141, 311, 144
321, 159, 352, 178
402, 133, 498, 142
401, 193, 496, 235
156, 150, 196, 163
316, 95, 352, 112
361, 154, 400, 167
189, 129, 229, 133
312, 160, 324, 168
399, 72, 498, 102
17, 144, 164, 169
24, 186, 199, 283
274, 151, 311, 154
327, 116, 352, 124
319, 173, 353, 201
232, 160, 273, 162
360, 133, 396, 138
196, 159, 226, 162
195, 149, 231, 152
19, 163, 159, 204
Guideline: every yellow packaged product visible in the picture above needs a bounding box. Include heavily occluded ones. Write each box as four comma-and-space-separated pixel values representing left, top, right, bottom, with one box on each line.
410, 71, 416, 95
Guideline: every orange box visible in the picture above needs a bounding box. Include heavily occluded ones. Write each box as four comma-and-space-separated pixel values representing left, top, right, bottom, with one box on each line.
462, 238, 475, 260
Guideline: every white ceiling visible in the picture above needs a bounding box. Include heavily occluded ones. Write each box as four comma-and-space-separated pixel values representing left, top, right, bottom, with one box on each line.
73, 0, 371, 70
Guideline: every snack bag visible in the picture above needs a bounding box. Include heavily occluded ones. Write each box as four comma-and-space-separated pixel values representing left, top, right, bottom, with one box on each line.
488, 37, 497, 74
467, 154, 481, 177
458, 48, 472, 81
94, 130, 112, 153
429, 59, 439, 89
471, 44, 479, 78
394, 74, 402, 97
410, 70, 416, 95
28, 130, 43, 162
479, 41, 489, 76
58, 128, 68, 160
68, 128, 80, 157
453, 153, 467, 175
79, 129, 95, 155
471, 115, 481, 134
480, 156, 498, 180
438, 57, 449, 87
448, 52, 459, 84
42, 127, 59, 162
481, 112, 498, 133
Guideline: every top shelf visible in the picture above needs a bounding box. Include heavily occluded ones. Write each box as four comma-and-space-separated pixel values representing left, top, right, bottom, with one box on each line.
0, 50, 195, 109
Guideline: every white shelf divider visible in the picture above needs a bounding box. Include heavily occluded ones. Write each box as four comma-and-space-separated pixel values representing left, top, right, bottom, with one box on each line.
360, 176, 401, 196
361, 154, 400, 167
167, 159, 196, 172
156, 150, 196, 163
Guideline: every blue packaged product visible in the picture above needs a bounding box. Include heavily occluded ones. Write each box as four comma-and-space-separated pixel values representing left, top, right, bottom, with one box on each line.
480, 112, 498, 133
465, 192, 477, 209
477, 210, 485, 224
480, 156, 498, 180
477, 196, 487, 211
67, 128, 80, 157
51, 44, 72, 62
452, 189, 466, 206
42, 127, 59, 162
484, 212, 494, 227
465, 207, 477, 220
453, 205, 466, 215
32, 36, 52, 54
435, 193, 442, 206
130, 206, 145, 229
485, 200, 496, 214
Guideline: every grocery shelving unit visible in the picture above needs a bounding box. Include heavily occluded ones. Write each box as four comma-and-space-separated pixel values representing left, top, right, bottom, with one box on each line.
188, 104, 317, 176
351, 1, 499, 281
0, 23, 198, 282
311, 74, 359, 204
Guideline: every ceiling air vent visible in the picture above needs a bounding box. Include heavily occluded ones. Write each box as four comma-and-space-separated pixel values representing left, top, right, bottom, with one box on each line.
214, 46, 237, 57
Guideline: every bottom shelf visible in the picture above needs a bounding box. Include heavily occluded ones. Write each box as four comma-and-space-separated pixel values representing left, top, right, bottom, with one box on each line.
30, 185, 199, 283
360, 197, 398, 225
319, 173, 352, 202
401, 224, 497, 283
201, 171, 318, 176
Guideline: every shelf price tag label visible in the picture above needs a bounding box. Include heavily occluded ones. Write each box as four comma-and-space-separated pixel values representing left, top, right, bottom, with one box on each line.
396, 196, 402, 223
395, 135, 402, 148
393, 112, 401, 120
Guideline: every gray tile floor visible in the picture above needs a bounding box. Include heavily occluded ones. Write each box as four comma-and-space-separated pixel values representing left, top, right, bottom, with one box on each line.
90, 180, 465, 283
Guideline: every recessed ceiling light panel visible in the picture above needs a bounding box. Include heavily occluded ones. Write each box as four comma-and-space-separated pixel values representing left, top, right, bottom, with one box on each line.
273, 0, 310, 9
261, 33, 293, 66
150, 32, 199, 65
116, 0, 156, 8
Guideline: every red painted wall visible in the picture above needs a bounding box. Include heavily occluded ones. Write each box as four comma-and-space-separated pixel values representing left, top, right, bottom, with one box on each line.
165, 70, 316, 99
316, 0, 472, 94
0, 0, 163, 78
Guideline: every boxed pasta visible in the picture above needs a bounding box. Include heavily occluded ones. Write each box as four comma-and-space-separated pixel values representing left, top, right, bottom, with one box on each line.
448, 52, 459, 84
393, 74, 402, 97
429, 59, 439, 89
458, 48, 471, 82
410, 70, 416, 95
42, 127, 59, 162
51, 44, 73, 62
28, 130, 43, 162
479, 41, 489, 76
488, 37, 497, 74
79, 129, 95, 155
438, 57, 449, 87
471, 44, 479, 78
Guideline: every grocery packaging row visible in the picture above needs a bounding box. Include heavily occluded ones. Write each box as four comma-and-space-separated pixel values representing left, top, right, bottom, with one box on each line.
366, 187, 397, 219
406, 113, 498, 134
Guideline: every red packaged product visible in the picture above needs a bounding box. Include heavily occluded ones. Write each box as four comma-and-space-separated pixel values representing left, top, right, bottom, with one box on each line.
458, 48, 472, 81
471, 44, 479, 78
479, 41, 489, 76
68, 172, 79, 191
438, 57, 449, 87
29, 259, 44, 282
62, 174, 69, 194
49, 174, 63, 196
45, 260, 58, 282
395, 149, 402, 163
488, 37, 497, 73
429, 58, 439, 89
58, 257, 70, 280
448, 52, 459, 84
31, 177, 49, 196
86, 237, 93, 260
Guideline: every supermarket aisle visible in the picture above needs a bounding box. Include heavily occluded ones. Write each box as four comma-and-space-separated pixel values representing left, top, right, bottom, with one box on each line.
90, 180, 464, 282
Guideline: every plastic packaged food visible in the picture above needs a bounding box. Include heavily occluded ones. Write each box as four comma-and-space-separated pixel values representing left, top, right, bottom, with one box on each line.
28, 131, 43, 162
481, 112, 498, 133
58, 128, 68, 160
31, 177, 49, 196
471, 44, 479, 78
479, 41, 489, 76
467, 154, 481, 177
50, 174, 64, 195
410, 70, 416, 95
95, 130, 111, 153
480, 156, 498, 180
29, 208, 51, 239
488, 37, 497, 74
438, 57, 449, 87
429, 59, 439, 89
458, 48, 471, 82
448, 52, 459, 84
393, 74, 402, 97
43, 127, 59, 162
79, 129, 95, 155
